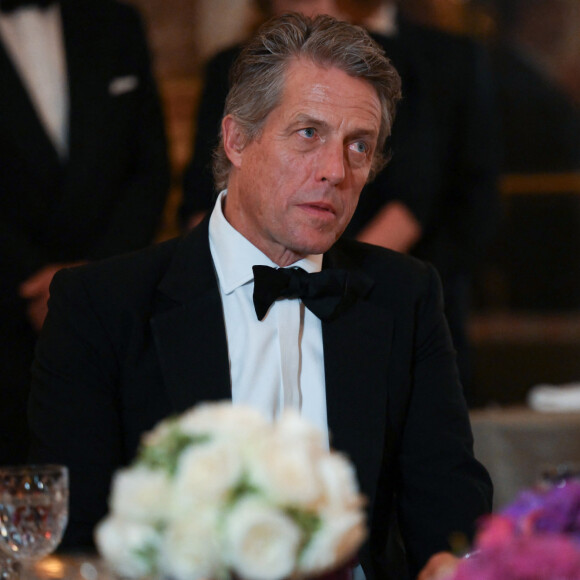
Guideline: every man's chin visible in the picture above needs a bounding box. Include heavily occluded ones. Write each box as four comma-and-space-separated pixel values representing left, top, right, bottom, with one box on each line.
280, 222, 349, 258
288, 236, 342, 257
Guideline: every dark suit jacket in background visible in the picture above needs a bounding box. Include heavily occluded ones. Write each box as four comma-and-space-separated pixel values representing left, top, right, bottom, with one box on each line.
28, 219, 492, 579
0, 0, 170, 463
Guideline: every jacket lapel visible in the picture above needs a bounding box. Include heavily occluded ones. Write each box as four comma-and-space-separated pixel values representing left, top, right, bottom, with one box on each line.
151, 220, 232, 414
322, 246, 394, 508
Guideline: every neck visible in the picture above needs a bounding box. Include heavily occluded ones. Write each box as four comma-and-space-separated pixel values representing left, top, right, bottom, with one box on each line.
220, 189, 309, 268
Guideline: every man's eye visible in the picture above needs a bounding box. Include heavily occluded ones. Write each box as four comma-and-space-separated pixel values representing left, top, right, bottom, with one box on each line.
350, 141, 369, 154
299, 128, 316, 139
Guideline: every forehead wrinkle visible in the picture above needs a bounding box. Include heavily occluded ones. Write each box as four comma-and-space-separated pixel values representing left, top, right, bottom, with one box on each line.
277, 59, 381, 140
283, 59, 380, 108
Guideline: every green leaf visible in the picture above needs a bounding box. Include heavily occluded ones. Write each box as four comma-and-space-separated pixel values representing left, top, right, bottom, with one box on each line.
133, 541, 159, 575
285, 507, 321, 554
136, 421, 210, 476
225, 475, 260, 506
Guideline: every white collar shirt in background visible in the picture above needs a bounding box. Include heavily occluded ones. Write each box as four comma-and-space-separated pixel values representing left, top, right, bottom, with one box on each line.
0, 3, 68, 158
209, 190, 329, 444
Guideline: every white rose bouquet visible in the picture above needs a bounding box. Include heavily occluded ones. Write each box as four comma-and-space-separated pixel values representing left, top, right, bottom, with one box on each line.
95, 402, 367, 580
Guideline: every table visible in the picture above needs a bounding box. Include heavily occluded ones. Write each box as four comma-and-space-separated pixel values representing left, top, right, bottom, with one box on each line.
470, 405, 580, 508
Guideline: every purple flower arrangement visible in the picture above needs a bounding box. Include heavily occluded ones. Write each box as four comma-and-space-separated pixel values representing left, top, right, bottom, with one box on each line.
451, 480, 580, 580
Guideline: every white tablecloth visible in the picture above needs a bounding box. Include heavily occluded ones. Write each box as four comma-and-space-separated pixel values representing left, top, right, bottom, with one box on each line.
470, 406, 580, 508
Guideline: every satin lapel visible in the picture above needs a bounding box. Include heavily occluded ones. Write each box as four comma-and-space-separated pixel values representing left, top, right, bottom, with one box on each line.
151, 221, 232, 414
321, 249, 394, 508
0, 40, 60, 166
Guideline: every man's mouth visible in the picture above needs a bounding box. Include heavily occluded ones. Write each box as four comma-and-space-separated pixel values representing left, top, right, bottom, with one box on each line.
299, 201, 336, 216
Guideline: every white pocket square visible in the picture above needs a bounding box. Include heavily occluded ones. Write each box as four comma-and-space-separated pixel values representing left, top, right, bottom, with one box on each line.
108, 75, 139, 96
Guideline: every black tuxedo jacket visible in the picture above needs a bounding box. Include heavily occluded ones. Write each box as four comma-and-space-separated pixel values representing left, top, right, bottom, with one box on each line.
0, 0, 170, 310
29, 220, 492, 579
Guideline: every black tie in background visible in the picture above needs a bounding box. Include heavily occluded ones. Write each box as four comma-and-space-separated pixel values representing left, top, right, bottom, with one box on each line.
0, 0, 54, 13
252, 265, 374, 321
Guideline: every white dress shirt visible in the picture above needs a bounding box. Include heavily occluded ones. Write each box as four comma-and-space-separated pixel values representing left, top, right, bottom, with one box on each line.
209, 190, 329, 444
0, 3, 68, 157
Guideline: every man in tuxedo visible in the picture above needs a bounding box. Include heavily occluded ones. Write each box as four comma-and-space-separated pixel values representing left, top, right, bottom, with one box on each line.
0, 0, 170, 463
29, 13, 491, 580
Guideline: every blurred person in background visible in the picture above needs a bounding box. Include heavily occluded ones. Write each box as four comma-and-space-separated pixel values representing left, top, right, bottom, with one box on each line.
0, 0, 170, 464
486, 0, 580, 173
483, 0, 580, 311
180, 0, 500, 405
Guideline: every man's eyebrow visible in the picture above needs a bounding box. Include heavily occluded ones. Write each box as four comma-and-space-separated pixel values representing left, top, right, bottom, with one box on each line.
291, 114, 329, 130
350, 127, 379, 140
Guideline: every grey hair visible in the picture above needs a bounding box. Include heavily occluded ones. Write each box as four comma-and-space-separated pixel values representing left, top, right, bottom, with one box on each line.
212, 12, 402, 191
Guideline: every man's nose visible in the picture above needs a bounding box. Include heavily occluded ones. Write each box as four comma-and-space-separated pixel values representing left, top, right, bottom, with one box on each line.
317, 143, 346, 185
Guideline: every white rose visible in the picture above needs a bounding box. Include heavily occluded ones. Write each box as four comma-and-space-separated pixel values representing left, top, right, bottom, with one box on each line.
248, 436, 322, 507
178, 402, 269, 442
171, 437, 244, 513
161, 506, 223, 580
298, 510, 366, 576
110, 466, 171, 522
223, 497, 302, 580
94, 516, 162, 578
318, 453, 363, 511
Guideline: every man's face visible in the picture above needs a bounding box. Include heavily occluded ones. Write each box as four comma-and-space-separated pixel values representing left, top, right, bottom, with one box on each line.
223, 58, 382, 266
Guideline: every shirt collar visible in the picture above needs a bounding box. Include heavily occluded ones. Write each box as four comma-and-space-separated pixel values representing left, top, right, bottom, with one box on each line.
209, 190, 323, 295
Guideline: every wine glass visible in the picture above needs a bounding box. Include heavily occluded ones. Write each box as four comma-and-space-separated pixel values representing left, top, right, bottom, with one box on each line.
0, 465, 69, 578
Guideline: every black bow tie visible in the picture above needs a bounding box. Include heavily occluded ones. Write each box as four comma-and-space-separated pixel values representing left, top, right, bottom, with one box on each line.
0, 0, 55, 13
252, 265, 373, 321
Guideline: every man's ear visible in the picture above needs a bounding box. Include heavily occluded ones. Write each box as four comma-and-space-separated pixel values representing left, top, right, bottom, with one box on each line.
222, 115, 245, 168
